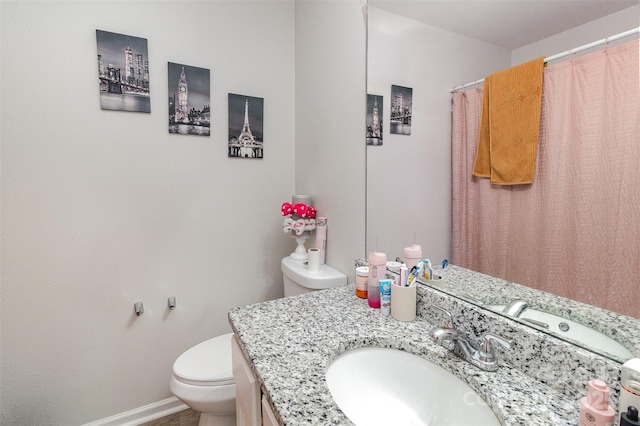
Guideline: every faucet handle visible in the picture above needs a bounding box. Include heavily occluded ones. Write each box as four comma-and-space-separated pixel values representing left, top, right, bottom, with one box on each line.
502, 299, 529, 318
478, 333, 513, 363
429, 305, 454, 328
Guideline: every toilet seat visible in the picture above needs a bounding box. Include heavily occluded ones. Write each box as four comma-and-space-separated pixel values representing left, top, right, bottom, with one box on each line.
173, 333, 234, 387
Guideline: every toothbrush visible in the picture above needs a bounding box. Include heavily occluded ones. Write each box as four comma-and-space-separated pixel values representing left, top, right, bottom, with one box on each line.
407, 263, 423, 286
423, 259, 433, 280
400, 265, 408, 286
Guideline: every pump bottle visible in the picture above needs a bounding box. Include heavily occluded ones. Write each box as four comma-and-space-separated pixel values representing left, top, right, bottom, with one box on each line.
620, 406, 640, 426
620, 359, 640, 420
579, 379, 615, 426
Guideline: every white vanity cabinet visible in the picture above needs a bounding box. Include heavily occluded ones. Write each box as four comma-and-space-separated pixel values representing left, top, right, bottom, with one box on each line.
232, 334, 281, 425
231, 335, 261, 426
261, 395, 279, 426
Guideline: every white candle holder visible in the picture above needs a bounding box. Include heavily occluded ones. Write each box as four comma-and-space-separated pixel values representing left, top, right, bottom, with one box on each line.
281, 195, 315, 261
290, 231, 311, 261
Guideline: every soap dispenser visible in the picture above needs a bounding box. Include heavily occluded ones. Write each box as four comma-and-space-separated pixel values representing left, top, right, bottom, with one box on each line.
620, 406, 640, 426
620, 359, 640, 419
579, 379, 615, 426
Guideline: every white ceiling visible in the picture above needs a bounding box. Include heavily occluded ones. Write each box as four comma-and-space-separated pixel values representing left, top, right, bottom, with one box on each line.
368, 0, 639, 50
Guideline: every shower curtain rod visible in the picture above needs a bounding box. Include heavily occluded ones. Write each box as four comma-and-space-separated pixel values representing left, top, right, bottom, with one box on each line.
450, 27, 640, 93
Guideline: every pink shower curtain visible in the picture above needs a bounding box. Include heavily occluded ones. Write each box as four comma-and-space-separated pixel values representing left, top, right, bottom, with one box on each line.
451, 39, 639, 319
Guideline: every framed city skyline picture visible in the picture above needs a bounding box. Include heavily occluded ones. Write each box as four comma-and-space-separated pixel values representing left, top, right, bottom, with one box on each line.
228, 93, 264, 159
390, 84, 412, 135
168, 62, 210, 136
96, 29, 150, 113
366, 94, 383, 146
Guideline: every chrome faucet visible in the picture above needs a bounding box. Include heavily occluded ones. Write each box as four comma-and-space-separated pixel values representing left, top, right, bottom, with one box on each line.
429, 305, 513, 372
502, 299, 529, 317
501, 299, 550, 329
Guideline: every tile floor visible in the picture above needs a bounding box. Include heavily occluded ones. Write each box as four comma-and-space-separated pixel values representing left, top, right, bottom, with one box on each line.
137, 408, 199, 426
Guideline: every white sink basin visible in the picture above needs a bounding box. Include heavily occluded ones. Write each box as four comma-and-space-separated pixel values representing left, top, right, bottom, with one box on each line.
490, 305, 633, 360
325, 347, 500, 426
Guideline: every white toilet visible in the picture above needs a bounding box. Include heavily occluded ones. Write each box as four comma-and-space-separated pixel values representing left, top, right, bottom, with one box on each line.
281, 255, 347, 297
170, 256, 347, 425
170, 333, 236, 426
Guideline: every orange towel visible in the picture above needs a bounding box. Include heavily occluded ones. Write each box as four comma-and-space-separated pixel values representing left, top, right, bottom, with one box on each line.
472, 57, 545, 185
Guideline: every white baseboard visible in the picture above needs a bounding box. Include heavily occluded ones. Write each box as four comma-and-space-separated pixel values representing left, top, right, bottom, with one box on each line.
83, 397, 189, 426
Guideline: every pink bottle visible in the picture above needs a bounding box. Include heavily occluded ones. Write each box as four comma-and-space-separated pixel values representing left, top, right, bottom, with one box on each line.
315, 217, 327, 265
367, 252, 386, 308
404, 244, 422, 271
579, 379, 615, 426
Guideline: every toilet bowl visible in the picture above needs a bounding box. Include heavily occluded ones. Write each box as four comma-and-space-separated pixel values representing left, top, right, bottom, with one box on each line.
171, 259, 346, 425
170, 333, 236, 426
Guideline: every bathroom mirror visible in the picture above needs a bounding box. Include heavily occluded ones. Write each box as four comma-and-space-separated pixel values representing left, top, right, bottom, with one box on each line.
414, 267, 640, 364
365, 0, 640, 363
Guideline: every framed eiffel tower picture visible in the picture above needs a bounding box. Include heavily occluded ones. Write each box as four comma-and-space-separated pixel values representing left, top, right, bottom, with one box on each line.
228, 93, 264, 159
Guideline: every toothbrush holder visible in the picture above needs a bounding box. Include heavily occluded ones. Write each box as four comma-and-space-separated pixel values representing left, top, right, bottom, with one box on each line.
391, 281, 417, 322
423, 275, 446, 289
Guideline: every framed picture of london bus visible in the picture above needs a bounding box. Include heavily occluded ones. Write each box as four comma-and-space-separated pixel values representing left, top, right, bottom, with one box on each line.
228, 93, 264, 159
96, 30, 150, 113
168, 62, 211, 136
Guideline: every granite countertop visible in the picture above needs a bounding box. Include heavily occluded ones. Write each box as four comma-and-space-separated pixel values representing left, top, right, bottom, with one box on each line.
228, 284, 579, 426
431, 265, 640, 360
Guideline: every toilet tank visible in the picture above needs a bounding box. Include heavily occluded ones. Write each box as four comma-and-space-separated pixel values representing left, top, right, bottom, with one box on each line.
281, 256, 347, 297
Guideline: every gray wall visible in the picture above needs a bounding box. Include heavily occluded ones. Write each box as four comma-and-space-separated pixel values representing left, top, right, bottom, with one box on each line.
0, 0, 365, 424
295, 0, 367, 278
511, 6, 640, 65
366, 6, 511, 262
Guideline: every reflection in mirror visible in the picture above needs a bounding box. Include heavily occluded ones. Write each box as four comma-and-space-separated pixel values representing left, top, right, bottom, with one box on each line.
487, 304, 632, 361
416, 264, 640, 364
366, 0, 640, 362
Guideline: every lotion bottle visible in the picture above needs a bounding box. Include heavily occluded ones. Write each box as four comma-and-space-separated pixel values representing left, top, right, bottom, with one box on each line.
403, 244, 422, 271
579, 379, 615, 426
315, 217, 327, 265
367, 252, 386, 308
620, 406, 640, 426
620, 359, 640, 417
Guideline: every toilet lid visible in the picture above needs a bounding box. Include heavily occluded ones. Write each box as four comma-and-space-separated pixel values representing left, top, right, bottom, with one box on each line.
173, 333, 234, 386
